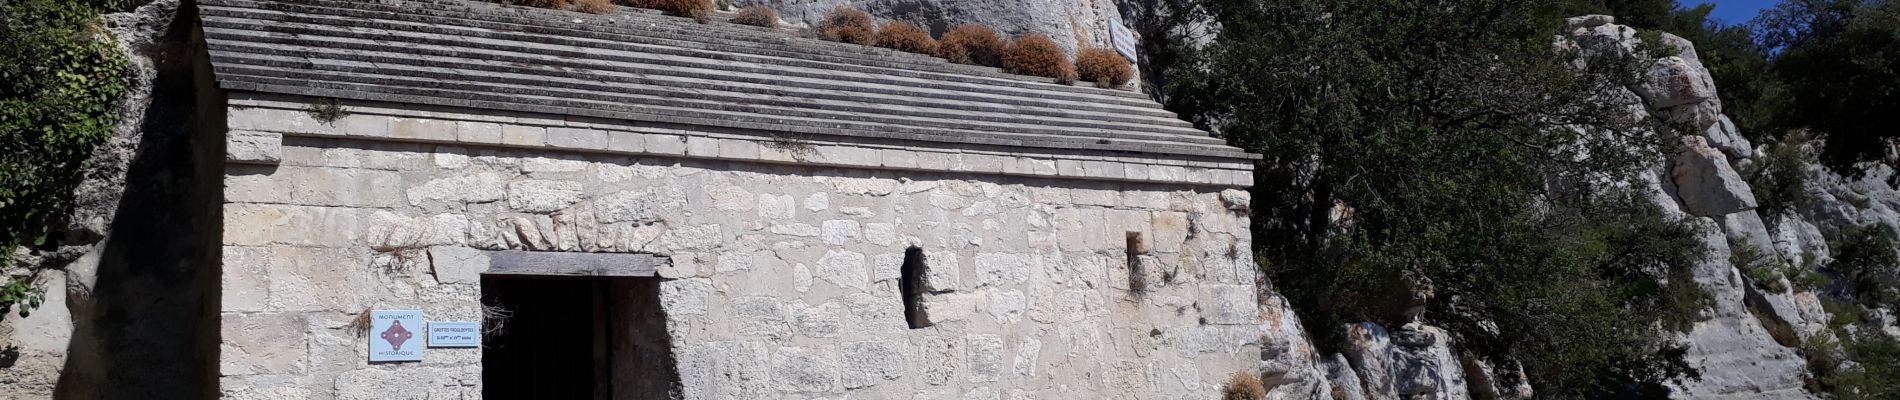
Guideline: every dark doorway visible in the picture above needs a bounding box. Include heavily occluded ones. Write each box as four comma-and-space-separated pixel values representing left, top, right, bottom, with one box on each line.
482, 277, 604, 399
482, 277, 678, 399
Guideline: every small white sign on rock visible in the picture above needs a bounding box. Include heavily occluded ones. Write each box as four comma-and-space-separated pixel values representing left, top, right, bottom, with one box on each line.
1110, 23, 1138, 62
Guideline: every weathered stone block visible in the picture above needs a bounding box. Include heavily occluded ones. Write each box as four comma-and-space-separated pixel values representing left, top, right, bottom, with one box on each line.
407, 172, 506, 208
922, 250, 961, 292
731, 297, 792, 340
686, 136, 719, 157
974, 253, 1028, 288
389, 117, 458, 142
792, 301, 842, 338
718, 138, 760, 159
220, 312, 307, 375
606, 131, 646, 153
987, 289, 1027, 324
916, 334, 960, 386
226, 166, 402, 208
506, 180, 583, 213
1198, 285, 1259, 325
646, 134, 687, 155
772, 346, 838, 393
965, 334, 1005, 383
222, 204, 361, 247
227, 131, 283, 164
842, 341, 907, 389
821, 220, 861, 245
546, 127, 607, 150
660, 278, 714, 316
221, 247, 272, 312
500, 125, 546, 146
455, 121, 503, 144
816, 249, 868, 290
427, 246, 488, 284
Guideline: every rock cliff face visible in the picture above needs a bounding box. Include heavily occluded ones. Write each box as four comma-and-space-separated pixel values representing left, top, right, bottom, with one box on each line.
0, 0, 220, 397
1565, 14, 1900, 400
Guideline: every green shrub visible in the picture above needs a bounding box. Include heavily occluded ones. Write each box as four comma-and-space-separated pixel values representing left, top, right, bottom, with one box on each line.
1634, 29, 1681, 59
1829, 224, 1900, 308
0, 0, 130, 318
1793, 268, 1833, 292
1743, 132, 1814, 219
1805, 299, 1900, 399
1732, 242, 1791, 292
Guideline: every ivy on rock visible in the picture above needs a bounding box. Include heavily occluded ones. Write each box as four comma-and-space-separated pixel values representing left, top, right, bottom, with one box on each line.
0, 0, 133, 317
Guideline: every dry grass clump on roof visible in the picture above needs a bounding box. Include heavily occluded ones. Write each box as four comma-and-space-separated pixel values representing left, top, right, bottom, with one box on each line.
1003, 33, 1075, 84
729, 5, 779, 28
1221, 371, 1267, 400
875, 21, 938, 55
817, 6, 875, 45
570, 0, 616, 14
622, 0, 713, 23
937, 24, 1005, 67
1075, 47, 1133, 88
512, 0, 568, 9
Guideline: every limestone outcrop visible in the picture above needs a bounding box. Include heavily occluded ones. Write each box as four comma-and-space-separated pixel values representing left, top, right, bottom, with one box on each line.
1, 0, 218, 398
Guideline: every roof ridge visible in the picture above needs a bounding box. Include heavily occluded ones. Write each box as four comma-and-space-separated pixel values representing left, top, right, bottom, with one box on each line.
199, 0, 1252, 161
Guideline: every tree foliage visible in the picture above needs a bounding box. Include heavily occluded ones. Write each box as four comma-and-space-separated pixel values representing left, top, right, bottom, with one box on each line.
1758, 0, 1900, 176
1156, 0, 1709, 396
1829, 224, 1900, 309
0, 0, 131, 317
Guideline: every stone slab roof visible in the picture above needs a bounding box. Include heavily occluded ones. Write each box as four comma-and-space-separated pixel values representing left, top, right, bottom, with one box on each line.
199, 0, 1255, 161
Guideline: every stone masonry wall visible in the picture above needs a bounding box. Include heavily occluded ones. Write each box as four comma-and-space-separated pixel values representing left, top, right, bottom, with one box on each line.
216, 93, 1263, 399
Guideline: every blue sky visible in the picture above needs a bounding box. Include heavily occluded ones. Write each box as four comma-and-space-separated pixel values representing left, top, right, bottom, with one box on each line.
1688, 0, 1780, 24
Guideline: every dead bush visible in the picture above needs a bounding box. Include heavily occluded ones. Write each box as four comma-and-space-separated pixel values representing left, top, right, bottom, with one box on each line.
817, 6, 875, 45
623, 0, 712, 23
1075, 47, 1133, 88
1221, 371, 1267, 400
513, 0, 568, 9
729, 5, 778, 28
570, 0, 616, 14
1003, 33, 1075, 84
937, 24, 1005, 67
875, 21, 938, 55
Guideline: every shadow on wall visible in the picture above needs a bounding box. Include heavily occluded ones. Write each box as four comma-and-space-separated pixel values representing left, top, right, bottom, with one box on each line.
54, 3, 219, 398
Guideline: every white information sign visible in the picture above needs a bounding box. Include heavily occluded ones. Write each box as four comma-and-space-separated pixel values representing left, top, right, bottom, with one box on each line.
1110, 23, 1138, 62
428, 321, 482, 348
368, 310, 424, 362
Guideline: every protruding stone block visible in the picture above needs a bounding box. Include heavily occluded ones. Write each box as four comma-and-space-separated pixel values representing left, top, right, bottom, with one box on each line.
227, 131, 283, 164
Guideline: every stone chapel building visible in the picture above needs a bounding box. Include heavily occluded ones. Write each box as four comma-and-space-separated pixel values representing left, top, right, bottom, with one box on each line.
199, 0, 1264, 397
